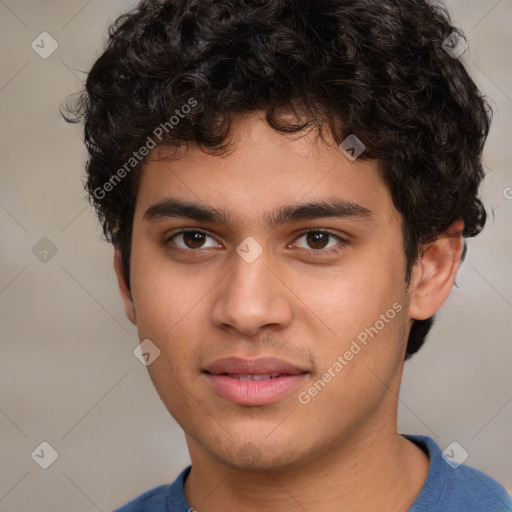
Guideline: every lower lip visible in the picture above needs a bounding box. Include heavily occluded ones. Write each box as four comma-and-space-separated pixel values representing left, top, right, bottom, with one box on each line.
204, 373, 308, 406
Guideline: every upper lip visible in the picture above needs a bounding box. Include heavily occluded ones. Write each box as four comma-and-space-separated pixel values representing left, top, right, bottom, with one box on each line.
203, 357, 308, 375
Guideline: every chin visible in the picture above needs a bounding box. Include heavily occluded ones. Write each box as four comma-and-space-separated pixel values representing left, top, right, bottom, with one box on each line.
207, 437, 314, 473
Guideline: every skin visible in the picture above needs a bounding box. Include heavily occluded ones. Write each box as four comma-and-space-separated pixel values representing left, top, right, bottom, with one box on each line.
113, 111, 464, 512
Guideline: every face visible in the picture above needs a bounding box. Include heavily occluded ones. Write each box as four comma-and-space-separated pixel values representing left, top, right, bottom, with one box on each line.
120, 112, 418, 471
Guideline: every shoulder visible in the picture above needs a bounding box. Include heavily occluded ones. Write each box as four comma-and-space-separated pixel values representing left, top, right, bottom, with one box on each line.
111, 483, 171, 512
404, 434, 511, 512
446, 463, 511, 510
111, 484, 171, 512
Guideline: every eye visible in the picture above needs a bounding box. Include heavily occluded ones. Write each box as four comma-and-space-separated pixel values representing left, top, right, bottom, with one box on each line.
293, 230, 345, 252
168, 229, 221, 250
166, 229, 346, 254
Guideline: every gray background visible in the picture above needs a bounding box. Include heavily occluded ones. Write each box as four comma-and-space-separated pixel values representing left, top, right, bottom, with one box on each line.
1, 0, 511, 510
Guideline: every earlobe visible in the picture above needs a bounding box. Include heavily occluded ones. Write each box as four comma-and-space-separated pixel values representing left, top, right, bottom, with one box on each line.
113, 246, 137, 325
408, 220, 465, 321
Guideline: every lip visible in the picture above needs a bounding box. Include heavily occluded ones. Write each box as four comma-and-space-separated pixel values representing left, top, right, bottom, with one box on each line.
203, 357, 309, 406
203, 356, 306, 375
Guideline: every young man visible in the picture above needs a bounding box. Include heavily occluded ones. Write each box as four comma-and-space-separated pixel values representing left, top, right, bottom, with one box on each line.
67, 0, 511, 510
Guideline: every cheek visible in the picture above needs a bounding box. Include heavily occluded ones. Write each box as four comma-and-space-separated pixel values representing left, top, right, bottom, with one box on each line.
129, 241, 209, 338
295, 302, 409, 430
291, 253, 405, 339
129, 246, 222, 401
291, 254, 409, 409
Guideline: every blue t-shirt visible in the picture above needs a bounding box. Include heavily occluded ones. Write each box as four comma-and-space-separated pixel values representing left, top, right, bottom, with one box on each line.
112, 434, 511, 511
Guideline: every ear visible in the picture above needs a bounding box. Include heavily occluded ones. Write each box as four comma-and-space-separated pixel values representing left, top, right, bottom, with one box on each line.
113, 246, 137, 325
408, 220, 465, 321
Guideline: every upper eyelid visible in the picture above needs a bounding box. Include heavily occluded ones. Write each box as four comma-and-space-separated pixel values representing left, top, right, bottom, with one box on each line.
167, 227, 213, 241
294, 228, 345, 239
167, 228, 220, 246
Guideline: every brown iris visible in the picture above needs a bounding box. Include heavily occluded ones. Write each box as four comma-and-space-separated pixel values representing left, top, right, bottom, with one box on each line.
305, 232, 330, 250
182, 231, 207, 249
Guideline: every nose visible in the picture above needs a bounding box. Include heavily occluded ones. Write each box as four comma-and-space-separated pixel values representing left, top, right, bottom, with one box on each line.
210, 249, 293, 337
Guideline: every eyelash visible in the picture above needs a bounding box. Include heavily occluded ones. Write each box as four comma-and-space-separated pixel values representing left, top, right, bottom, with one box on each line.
165, 228, 347, 256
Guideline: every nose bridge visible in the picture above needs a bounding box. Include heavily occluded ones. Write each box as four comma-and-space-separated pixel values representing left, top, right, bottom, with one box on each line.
211, 246, 292, 335
227, 249, 274, 309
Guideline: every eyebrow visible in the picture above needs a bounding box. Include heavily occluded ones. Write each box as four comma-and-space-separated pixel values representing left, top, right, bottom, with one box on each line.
143, 197, 373, 229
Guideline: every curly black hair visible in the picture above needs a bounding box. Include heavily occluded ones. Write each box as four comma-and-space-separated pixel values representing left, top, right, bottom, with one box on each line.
64, 0, 491, 359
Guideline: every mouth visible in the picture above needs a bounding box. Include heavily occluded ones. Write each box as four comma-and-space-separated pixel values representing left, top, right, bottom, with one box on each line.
202, 357, 309, 406
211, 372, 294, 380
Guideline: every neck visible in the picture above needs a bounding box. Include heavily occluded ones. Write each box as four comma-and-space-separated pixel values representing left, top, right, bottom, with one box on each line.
183, 419, 429, 512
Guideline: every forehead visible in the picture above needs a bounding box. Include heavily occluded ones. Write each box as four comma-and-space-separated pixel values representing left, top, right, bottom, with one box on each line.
134, 112, 397, 228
